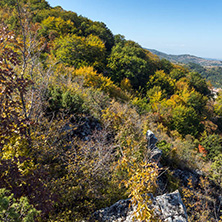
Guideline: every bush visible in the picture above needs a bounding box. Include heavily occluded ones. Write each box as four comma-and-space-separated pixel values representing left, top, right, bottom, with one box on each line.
200, 134, 222, 160
210, 154, 222, 186
156, 140, 172, 158
0, 189, 39, 222
46, 86, 88, 115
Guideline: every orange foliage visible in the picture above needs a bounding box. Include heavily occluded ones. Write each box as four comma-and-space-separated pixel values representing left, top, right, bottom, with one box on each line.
198, 144, 207, 157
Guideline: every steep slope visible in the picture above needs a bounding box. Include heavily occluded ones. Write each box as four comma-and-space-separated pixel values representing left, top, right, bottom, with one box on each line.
0, 1, 222, 221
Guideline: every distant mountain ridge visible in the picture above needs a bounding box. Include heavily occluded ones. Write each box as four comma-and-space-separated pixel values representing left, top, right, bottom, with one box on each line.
148, 49, 222, 67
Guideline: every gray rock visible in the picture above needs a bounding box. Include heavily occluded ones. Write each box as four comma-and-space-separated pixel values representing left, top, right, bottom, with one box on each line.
155, 191, 188, 222
172, 169, 199, 187
151, 147, 163, 162
146, 130, 162, 162
146, 130, 158, 149
92, 190, 188, 222
62, 116, 101, 141
92, 199, 133, 222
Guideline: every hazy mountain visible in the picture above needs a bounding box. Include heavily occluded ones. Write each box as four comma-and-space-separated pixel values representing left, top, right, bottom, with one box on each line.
148, 49, 222, 67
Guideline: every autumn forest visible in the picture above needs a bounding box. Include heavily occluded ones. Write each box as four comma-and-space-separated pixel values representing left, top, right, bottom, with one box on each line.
0, 0, 222, 221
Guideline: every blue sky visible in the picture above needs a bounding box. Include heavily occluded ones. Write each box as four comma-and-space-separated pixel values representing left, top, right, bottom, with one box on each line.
47, 0, 222, 59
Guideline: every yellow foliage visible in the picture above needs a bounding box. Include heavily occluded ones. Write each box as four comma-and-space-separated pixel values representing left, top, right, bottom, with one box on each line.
144, 49, 160, 62
156, 122, 168, 134
175, 77, 189, 91
150, 91, 163, 104
86, 34, 105, 51
41, 16, 74, 37
118, 157, 159, 221
1, 134, 35, 175
101, 100, 127, 130
165, 94, 185, 108
74, 67, 129, 100
172, 64, 188, 73
120, 78, 133, 92
148, 70, 175, 92
2, 135, 28, 159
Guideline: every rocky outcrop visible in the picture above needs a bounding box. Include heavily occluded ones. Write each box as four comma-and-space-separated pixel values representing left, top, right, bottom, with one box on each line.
92, 190, 188, 222
62, 116, 101, 141
146, 130, 162, 162
91, 131, 188, 221
154, 191, 188, 221
92, 199, 133, 222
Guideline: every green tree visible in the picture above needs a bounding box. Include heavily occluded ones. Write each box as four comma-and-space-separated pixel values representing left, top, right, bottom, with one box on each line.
0, 0, 50, 10
36, 7, 114, 51
39, 16, 75, 40
214, 90, 222, 116
158, 58, 173, 74
83, 21, 114, 51
169, 68, 186, 81
186, 62, 206, 75
0, 0, 50, 30
187, 72, 211, 97
0, 189, 39, 222
186, 90, 207, 114
170, 105, 203, 137
46, 85, 88, 115
54, 34, 106, 70
147, 70, 175, 96
107, 39, 152, 89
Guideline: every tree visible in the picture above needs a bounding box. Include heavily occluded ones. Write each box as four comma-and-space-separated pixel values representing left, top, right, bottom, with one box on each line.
39, 16, 75, 40
54, 34, 106, 70
169, 68, 186, 81
214, 90, 222, 116
158, 58, 173, 74
0, 25, 55, 219
170, 105, 203, 137
147, 70, 175, 96
187, 72, 211, 97
83, 21, 114, 51
0, 25, 32, 151
186, 90, 207, 114
0, 0, 50, 30
107, 39, 152, 89
46, 84, 88, 116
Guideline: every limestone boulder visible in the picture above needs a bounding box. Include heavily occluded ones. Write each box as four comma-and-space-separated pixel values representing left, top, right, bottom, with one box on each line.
92, 190, 188, 222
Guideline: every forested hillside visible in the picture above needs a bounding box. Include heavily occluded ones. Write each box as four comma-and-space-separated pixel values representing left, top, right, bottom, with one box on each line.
185, 62, 222, 88
148, 49, 222, 67
149, 49, 222, 87
0, 1, 222, 221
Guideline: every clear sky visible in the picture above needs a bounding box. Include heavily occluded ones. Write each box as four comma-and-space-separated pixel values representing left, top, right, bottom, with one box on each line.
46, 0, 222, 59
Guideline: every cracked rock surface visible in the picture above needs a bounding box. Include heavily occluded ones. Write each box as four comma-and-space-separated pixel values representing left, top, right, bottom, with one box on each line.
92, 190, 188, 222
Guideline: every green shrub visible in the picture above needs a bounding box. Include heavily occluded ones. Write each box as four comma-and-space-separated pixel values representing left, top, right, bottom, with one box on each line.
210, 154, 222, 186
200, 134, 222, 160
0, 189, 39, 222
156, 140, 172, 158
46, 86, 88, 115
132, 97, 151, 115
